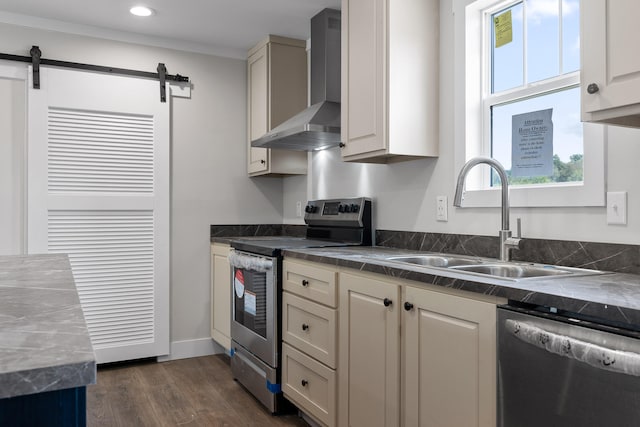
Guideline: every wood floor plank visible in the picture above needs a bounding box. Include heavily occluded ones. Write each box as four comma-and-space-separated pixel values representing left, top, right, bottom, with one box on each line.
87, 355, 309, 427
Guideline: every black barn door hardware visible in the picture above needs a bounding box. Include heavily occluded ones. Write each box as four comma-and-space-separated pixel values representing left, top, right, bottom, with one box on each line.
0, 45, 189, 102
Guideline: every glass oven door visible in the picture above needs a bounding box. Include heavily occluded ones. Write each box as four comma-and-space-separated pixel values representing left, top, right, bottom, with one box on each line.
229, 250, 278, 368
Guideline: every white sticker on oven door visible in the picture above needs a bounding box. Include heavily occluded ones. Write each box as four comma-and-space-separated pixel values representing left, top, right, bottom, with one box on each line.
234, 269, 245, 298
244, 290, 257, 316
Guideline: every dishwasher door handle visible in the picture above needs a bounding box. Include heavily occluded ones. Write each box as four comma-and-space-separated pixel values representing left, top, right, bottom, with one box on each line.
505, 319, 640, 377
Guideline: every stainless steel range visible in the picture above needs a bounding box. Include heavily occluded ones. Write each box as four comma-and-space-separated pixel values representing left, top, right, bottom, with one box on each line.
228, 197, 372, 413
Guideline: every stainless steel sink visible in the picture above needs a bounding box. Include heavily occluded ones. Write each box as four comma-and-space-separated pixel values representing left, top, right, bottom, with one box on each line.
378, 252, 603, 281
385, 255, 480, 268
449, 263, 573, 278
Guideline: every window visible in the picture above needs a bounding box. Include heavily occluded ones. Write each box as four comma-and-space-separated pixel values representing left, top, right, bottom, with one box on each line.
453, 0, 605, 208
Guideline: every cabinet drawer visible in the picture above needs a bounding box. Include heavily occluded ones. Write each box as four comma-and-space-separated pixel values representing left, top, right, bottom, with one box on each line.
283, 260, 338, 307
283, 292, 337, 368
282, 343, 336, 427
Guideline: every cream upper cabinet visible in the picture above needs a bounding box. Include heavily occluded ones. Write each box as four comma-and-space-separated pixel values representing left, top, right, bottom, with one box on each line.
403, 286, 497, 427
247, 36, 308, 176
210, 243, 231, 351
340, 0, 439, 163
581, 0, 640, 127
338, 271, 400, 427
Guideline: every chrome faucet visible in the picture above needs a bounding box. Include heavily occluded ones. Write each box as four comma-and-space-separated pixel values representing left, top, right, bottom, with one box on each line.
453, 157, 522, 262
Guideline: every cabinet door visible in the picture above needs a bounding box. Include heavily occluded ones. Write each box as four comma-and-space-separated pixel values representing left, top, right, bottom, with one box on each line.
211, 243, 231, 350
338, 272, 400, 427
247, 45, 269, 174
403, 287, 496, 427
341, 0, 387, 158
582, 0, 640, 125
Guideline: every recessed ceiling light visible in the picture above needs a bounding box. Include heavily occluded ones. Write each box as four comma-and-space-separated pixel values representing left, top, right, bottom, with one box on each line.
130, 6, 155, 17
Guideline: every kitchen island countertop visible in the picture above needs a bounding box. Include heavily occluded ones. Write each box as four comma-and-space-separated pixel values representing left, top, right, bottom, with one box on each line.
0, 254, 96, 399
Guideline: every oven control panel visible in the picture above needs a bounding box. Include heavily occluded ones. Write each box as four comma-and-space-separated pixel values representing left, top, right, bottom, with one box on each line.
304, 197, 371, 224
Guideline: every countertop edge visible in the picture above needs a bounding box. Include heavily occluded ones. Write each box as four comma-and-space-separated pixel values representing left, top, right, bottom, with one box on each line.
281, 247, 640, 329
0, 254, 97, 399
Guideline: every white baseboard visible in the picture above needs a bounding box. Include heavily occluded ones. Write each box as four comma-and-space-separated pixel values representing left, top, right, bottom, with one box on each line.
157, 337, 226, 362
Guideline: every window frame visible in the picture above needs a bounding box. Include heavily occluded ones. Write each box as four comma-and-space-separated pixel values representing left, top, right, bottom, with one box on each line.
453, 0, 606, 208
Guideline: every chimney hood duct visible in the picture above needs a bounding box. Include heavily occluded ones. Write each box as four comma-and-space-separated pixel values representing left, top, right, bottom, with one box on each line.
251, 8, 341, 151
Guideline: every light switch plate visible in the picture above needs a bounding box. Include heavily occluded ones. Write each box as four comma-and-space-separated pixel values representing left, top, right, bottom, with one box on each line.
436, 196, 448, 221
606, 191, 627, 225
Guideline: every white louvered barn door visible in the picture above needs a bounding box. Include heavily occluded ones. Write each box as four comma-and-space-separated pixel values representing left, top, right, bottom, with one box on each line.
27, 67, 169, 363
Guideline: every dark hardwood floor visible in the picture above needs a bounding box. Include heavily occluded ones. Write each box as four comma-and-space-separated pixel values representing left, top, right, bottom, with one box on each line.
87, 354, 309, 427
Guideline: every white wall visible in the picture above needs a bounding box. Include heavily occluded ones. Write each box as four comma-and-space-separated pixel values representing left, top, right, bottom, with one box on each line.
0, 77, 25, 255
0, 23, 285, 350
292, 0, 640, 246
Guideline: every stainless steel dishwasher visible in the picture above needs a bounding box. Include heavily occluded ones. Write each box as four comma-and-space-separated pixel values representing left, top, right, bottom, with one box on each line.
498, 304, 640, 427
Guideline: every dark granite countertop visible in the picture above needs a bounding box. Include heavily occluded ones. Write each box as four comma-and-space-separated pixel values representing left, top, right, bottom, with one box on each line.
0, 254, 96, 399
281, 246, 640, 329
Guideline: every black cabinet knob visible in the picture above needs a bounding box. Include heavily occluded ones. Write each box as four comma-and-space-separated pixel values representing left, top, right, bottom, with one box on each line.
339, 142, 345, 148
383, 298, 393, 307
301, 379, 308, 387
301, 279, 309, 287
260, 159, 266, 164
302, 323, 309, 331
587, 83, 600, 94
404, 301, 414, 311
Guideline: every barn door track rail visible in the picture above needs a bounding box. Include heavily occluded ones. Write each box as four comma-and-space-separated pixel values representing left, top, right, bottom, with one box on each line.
0, 45, 189, 102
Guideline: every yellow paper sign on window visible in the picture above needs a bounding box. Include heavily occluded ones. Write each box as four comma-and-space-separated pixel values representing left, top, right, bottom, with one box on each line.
494, 10, 512, 48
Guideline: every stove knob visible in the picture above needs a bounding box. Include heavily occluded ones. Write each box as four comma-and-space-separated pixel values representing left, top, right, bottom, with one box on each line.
305, 205, 312, 213
351, 204, 360, 213
338, 204, 345, 213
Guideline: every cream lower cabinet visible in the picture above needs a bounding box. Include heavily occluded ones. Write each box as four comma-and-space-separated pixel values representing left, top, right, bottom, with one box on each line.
210, 243, 231, 351
403, 286, 497, 427
581, 0, 640, 127
338, 271, 401, 427
282, 259, 339, 427
338, 269, 498, 427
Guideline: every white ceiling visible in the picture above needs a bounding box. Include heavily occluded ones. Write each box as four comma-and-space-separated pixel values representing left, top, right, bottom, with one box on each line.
0, 0, 341, 59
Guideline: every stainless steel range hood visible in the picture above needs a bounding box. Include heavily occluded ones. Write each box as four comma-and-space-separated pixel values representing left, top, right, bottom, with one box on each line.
251, 8, 341, 151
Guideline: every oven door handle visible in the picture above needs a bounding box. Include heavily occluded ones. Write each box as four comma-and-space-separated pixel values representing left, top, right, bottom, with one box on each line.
505, 319, 640, 377
228, 250, 273, 272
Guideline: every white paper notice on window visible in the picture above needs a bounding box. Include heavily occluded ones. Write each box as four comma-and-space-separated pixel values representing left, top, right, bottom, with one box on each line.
511, 108, 554, 178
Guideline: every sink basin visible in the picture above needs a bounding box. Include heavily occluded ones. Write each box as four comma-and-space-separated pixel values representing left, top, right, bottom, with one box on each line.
378, 252, 603, 281
386, 255, 480, 268
449, 263, 573, 278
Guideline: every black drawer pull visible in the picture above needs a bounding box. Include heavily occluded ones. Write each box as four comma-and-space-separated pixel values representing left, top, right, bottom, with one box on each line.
301, 379, 308, 387
383, 298, 392, 307
302, 323, 309, 331
404, 302, 414, 311
301, 279, 309, 287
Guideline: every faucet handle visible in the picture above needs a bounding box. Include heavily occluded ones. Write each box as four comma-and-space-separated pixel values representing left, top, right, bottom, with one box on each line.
516, 217, 522, 238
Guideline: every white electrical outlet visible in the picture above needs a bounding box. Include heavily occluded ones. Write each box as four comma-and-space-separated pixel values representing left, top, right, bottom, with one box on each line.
607, 192, 627, 225
296, 201, 302, 218
436, 196, 448, 221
